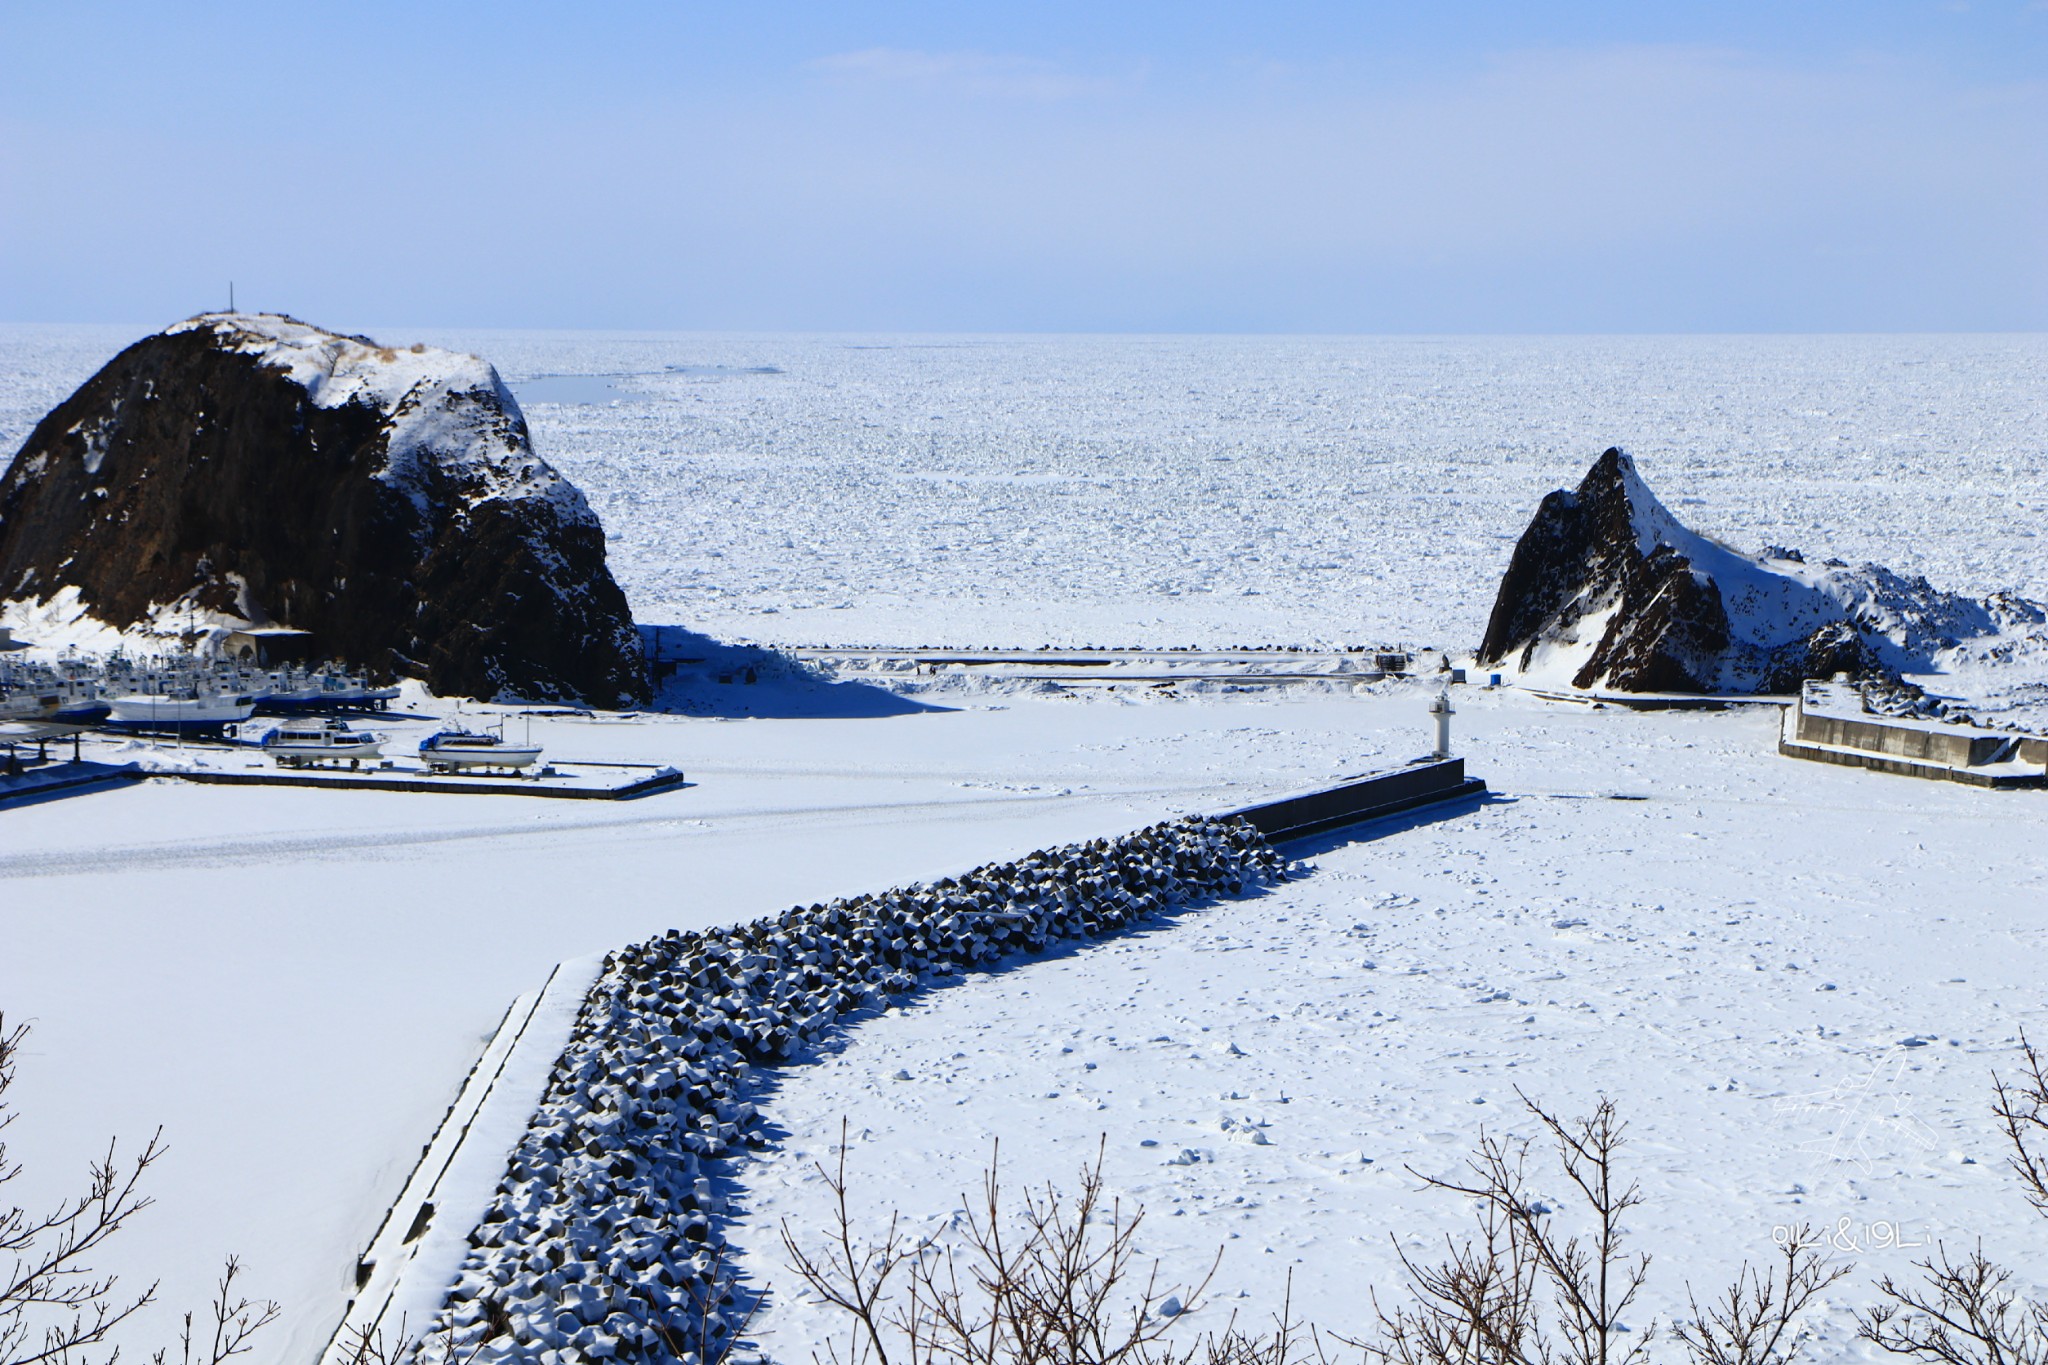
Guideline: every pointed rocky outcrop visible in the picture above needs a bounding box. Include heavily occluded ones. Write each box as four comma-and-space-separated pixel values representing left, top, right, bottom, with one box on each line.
0, 313, 647, 706
1479, 448, 1732, 691
1478, 448, 2030, 695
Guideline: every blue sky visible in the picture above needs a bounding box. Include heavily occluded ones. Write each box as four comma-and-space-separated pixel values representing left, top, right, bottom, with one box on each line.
1, 2, 2043, 331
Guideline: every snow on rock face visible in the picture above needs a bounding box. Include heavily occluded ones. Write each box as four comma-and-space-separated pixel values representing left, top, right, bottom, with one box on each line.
0, 313, 646, 706
1478, 448, 2044, 695
167, 314, 593, 525
409, 816, 1287, 1365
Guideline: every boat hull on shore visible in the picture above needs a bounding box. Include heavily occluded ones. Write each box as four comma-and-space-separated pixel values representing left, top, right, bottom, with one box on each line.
418, 729, 544, 773
103, 693, 257, 734
262, 720, 387, 767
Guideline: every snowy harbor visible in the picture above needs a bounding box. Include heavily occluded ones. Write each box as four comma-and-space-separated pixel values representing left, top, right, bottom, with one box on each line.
2, 326, 2047, 1365
11, 4, 2048, 1363
2, 681, 2044, 1365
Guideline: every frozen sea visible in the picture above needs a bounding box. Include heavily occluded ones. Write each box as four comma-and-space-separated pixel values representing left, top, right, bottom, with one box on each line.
5, 328, 2045, 651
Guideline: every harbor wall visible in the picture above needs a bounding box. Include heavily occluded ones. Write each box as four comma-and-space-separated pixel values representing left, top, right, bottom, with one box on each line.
1792, 707, 2009, 767
1224, 757, 1484, 841
326, 815, 1291, 1365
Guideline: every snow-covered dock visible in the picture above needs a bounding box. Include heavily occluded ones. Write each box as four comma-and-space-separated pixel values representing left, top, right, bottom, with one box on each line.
0, 757, 142, 805
1523, 685, 1794, 711
1223, 756, 1485, 841
148, 751, 688, 801
324, 955, 606, 1365
794, 646, 1414, 690
1780, 680, 2048, 788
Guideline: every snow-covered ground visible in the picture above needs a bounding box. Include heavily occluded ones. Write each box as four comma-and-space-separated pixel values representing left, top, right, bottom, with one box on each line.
2, 328, 2045, 1364
5, 687, 2043, 1364
728, 692, 2048, 1361
0, 684, 1409, 1365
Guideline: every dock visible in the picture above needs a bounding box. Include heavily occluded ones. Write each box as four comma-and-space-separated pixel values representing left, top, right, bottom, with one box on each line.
1779, 681, 2046, 789
1523, 686, 1793, 711
0, 758, 144, 805
149, 752, 688, 800
789, 646, 1416, 689
1222, 756, 1487, 842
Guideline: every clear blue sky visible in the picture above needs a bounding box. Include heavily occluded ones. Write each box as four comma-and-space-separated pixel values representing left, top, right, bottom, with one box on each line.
2, 2, 2043, 331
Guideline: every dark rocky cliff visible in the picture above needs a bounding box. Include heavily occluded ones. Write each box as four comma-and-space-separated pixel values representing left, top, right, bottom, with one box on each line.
0, 313, 647, 707
1475, 448, 2014, 695
1479, 448, 1732, 691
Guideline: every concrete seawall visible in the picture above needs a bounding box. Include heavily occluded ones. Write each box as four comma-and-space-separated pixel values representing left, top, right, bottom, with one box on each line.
1224, 757, 1486, 841
1780, 685, 2046, 789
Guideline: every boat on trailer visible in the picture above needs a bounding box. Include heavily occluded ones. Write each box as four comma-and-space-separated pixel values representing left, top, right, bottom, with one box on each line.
261, 718, 387, 768
418, 725, 544, 774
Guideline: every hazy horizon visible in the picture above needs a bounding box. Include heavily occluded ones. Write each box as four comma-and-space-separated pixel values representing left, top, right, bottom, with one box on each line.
4, 2, 2043, 334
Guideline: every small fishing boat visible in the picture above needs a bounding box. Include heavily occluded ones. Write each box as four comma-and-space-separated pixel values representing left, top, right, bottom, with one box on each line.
418, 725, 544, 773
259, 663, 402, 713
0, 688, 59, 722
261, 718, 386, 768
104, 688, 257, 734
50, 672, 110, 723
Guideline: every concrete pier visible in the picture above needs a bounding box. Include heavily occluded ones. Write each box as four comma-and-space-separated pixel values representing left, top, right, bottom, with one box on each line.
1779, 682, 2046, 789
1223, 757, 1486, 842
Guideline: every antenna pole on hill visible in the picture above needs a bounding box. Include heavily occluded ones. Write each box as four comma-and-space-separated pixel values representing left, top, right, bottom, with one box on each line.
229, 281, 235, 313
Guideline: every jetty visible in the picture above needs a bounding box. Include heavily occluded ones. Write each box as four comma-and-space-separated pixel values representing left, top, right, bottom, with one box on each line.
1779, 680, 2047, 788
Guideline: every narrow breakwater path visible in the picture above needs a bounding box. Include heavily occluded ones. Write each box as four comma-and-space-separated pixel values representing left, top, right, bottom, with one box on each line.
329, 816, 1288, 1365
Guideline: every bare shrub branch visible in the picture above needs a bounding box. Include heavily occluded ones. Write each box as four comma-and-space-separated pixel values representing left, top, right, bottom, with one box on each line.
147, 1259, 279, 1365
1992, 1031, 2048, 1225
1, 1014, 277, 1365
1861, 1244, 2048, 1365
781, 1124, 1250, 1365
1359, 1192, 1540, 1365
1673, 1226, 1847, 1365
1373, 1092, 1652, 1365
1858, 1033, 2048, 1365
1357, 1093, 1848, 1365
2, 1014, 163, 1365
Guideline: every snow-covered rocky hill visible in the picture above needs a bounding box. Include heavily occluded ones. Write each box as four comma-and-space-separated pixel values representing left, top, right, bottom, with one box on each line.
1479, 447, 2048, 697
0, 314, 646, 706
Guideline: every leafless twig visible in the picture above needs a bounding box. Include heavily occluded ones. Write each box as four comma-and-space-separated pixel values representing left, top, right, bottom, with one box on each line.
1, 1014, 278, 1365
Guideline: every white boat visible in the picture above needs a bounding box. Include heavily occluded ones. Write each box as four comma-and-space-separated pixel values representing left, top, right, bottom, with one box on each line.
418, 726, 544, 773
104, 690, 257, 733
0, 651, 61, 720
260, 664, 400, 712
260, 666, 328, 711
261, 718, 386, 767
1, 689, 59, 722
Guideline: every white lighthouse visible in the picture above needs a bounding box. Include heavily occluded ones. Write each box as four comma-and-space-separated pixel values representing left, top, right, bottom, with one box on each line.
1430, 690, 1454, 760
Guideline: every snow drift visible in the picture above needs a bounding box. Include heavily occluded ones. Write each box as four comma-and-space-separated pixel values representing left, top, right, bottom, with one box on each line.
1478, 447, 2046, 695
0, 313, 646, 706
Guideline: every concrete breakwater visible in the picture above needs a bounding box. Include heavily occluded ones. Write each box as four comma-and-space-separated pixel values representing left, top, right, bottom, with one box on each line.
382, 816, 1287, 1365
